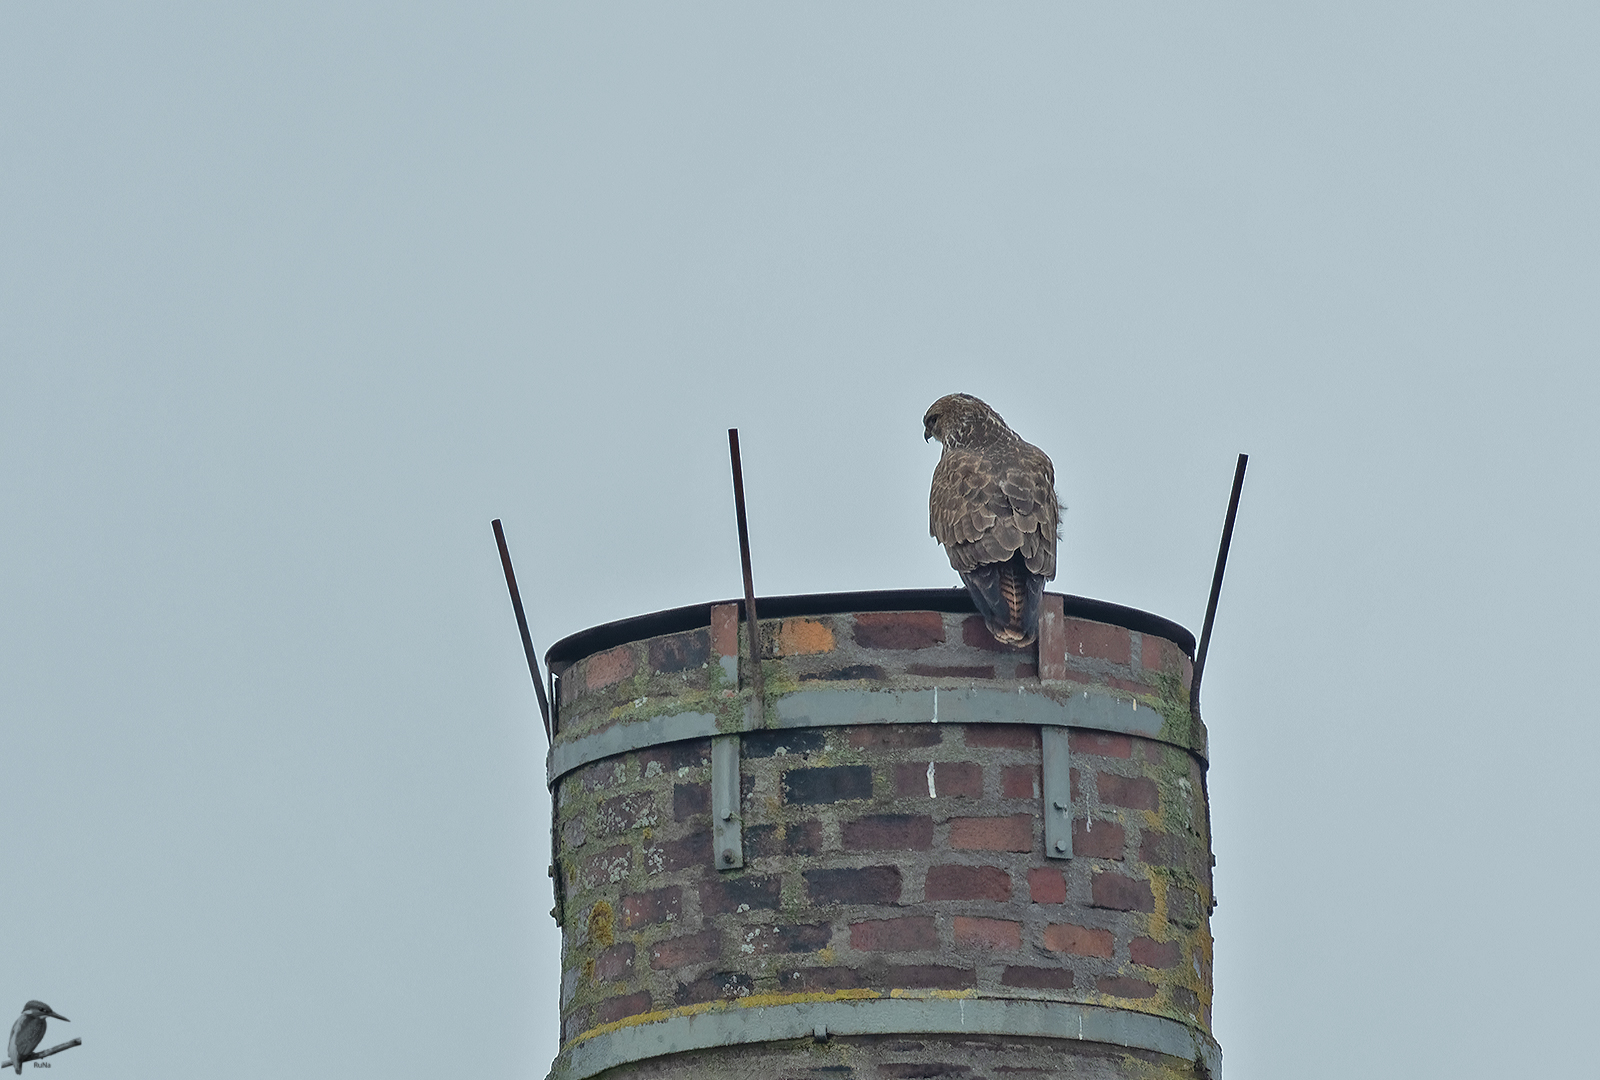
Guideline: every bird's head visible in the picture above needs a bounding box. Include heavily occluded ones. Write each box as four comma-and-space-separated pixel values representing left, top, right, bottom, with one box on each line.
21, 1002, 68, 1023
923, 393, 1002, 450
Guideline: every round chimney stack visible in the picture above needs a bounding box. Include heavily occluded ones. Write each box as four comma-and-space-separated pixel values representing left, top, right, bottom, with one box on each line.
542, 589, 1220, 1079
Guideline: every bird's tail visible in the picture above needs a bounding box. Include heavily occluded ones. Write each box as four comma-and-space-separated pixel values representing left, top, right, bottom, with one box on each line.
961, 554, 1045, 647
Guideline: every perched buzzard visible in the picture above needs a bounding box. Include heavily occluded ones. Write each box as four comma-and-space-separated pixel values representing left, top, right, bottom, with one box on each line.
924, 394, 1060, 647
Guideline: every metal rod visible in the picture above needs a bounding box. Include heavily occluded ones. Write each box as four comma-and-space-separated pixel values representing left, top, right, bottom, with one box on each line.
1191, 453, 1248, 714
727, 429, 764, 711
492, 518, 553, 742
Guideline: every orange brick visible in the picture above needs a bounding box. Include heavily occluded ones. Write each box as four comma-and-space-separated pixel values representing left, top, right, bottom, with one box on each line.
586, 646, 636, 690
778, 618, 835, 655
710, 604, 739, 658
1043, 923, 1113, 958
953, 916, 1021, 950
1065, 619, 1131, 664
950, 815, 1033, 852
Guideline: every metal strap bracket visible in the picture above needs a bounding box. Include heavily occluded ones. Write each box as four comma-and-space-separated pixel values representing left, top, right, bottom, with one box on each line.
1042, 725, 1072, 860
710, 603, 744, 870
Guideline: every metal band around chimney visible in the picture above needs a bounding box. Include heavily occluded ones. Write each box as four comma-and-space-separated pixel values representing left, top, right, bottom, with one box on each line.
551, 998, 1221, 1080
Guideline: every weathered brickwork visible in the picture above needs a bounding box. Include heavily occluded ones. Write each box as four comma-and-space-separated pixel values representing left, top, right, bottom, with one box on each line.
548, 603, 1215, 1079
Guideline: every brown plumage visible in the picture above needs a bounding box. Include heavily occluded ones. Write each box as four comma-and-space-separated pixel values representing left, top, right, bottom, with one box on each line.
924, 393, 1060, 646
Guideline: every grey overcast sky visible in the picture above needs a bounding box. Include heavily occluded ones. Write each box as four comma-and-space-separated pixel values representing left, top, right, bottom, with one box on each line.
3, 4, 1597, 1078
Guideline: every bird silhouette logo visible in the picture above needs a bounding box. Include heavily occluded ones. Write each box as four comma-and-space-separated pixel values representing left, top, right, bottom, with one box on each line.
5, 1002, 76, 1073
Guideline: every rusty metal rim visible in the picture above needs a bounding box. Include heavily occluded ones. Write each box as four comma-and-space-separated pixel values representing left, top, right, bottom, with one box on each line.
546, 685, 1205, 786
550, 998, 1221, 1080
544, 589, 1196, 674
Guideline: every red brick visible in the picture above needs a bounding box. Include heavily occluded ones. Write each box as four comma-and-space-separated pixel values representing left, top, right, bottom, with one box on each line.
1027, 868, 1066, 904
780, 966, 865, 992
595, 942, 634, 981
620, 886, 681, 929
1073, 818, 1125, 860
843, 814, 935, 851
586, 645, 636, 690
744, 820, 823, 859
746, 922, 832, 955
1091, 872, 1155, 913
950, 815, 1033, 852
963, 725, 1040, 750
1140, 634, 1179, 675
871, 965, 975, 990
848, 724, 942, 750
953, 916, 1021, 950
925, 864, 1011, 901
1097, 774, 1158, 811
699, 874, 781, 916
907, 663, 995, 679
1001, 765, 1039, 799
673, 783, 709, 822
962, 615, 1031, 652
594, 991, 653, 1024
1014, 662, 1038, 678
650, 630, 710, 673
1042, 923, 1113, 958
851, 916, 937, 952
894, 761, 983, 798
1069, 731, 1132, 759
650, 929, 722, 970
1002, 966, 1075, 990
853, 611, 945, 650
1064, 620, 1131, 664
674, 971, 753, 1005
1130, 936, 1180, 969
579, 845, 631, 891
805, 866, 903, 904
710, 604, 739, 658
1096, 975, 1156, 999
644, 829, 709, 874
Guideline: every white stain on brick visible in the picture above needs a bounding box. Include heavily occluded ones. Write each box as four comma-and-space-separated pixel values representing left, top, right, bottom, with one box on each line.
926, 760, 937, 798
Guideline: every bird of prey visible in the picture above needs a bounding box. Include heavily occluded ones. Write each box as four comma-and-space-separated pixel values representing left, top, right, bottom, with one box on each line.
924, 393, 1060, 647
8, 1001, 68, 1074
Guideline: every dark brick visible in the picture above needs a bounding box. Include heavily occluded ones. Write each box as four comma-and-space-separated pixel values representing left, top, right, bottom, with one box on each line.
851, 916, 937, 951
1001, 765, 1038, 799
853, 611, 946, 650
924, 864, 1011, 902
952, 916, 1021, 949
595, 791, 659, 836
1002, 966, 1075, 990
578, 845, 632, 891
1065, 620, 1131, 664
950, 815, 1033, 852
1130, 936, 1180, 969
848, 724, 942, 750
675, 971, 753, 1005
1096, 975, 1156, 998
747, 922, 833, 954
1042, 923, 1113, 958
650, 630, 710, 673
594, 991, 653, 1024
579, 759, 627, 792
1073, 818, 1125, 860
784, 764, 872, 804
843, 814, 935, 851
744, 729, 827, 758
1027, 868, 1066, 904
1173, 985, 1200, 1013
744, 820, 823, 858
870, 964, 975, 990
595, 942, 634, 981
1169, 885, 1202, 927
962, 615, 1031, 652
673, 783, 709, 822
1097, 773, 1158, 811
1091, 872, 1155, 912
699, 874, 782, 916
1140, 831, 1206, 886
880, 1066, 975, 1079
907, 663, 996, 679
799, 664, 888, 682
620, 886, 681, 929
894, 761, 983, 798
805, 866, 903, 904
780, 966, 865, 992
1014, 662, 1039, 679
650, 929, 721, 970
638, 739, 711, 775
963, 725, 1039, 750
645, 828, 709, 874
1069, 731, 1132, 759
